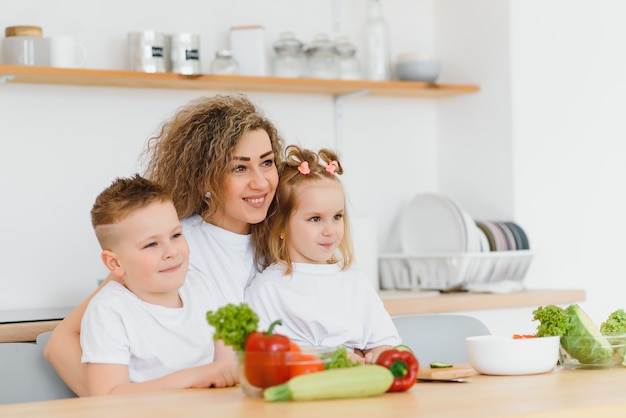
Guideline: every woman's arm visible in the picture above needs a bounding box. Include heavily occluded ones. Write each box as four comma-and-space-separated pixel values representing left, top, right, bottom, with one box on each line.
85, 359, 239, 396
43, 274, 114, 396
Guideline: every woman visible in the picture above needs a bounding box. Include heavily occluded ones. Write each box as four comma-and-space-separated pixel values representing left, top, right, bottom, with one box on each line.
44, 94, 285, 396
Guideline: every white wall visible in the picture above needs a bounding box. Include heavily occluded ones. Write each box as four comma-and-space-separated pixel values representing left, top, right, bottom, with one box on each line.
2, 0, 621, 335
510, 0, 626, 325
1, 0, 440, 311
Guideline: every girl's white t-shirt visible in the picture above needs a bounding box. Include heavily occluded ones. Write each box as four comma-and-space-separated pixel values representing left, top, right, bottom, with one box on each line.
245, 262, 401, 350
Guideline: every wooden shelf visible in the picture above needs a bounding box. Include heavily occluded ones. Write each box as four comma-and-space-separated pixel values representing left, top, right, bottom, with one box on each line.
380, 289, 586, 316
0, 65, 479, 98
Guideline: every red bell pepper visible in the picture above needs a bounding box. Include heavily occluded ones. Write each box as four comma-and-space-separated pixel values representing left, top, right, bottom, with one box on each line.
244, 319, 292, 388
376, 349, 419, 392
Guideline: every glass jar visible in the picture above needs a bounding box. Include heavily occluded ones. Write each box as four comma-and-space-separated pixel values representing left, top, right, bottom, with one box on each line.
306, 33, 337, 79
211, 49, 238, 75
272, 32, 306, 78
334, 36, 361, 80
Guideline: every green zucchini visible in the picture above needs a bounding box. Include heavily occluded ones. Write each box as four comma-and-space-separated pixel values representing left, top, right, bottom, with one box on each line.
263, 364, 393, 402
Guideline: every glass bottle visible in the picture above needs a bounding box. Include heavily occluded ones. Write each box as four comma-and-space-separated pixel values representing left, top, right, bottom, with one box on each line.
306, 33, 337, 79
334, 36, 361, 80
363, 0, 391, 81
272, 32, 307, 78
211, 49, 238, 75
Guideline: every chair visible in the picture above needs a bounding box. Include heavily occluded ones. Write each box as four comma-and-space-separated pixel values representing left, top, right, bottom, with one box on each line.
392, 314, 490, 366
0, 331, 76, 405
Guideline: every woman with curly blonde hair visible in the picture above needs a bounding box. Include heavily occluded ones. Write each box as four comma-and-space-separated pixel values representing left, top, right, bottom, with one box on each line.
46, 94, 285, 396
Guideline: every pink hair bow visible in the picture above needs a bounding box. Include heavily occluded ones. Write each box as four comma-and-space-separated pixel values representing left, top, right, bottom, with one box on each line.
298, 161, 311, 175
325, 161, 338, 175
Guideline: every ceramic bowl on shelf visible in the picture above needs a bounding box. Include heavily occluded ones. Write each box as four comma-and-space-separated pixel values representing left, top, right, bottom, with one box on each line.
395, 53, 441, 83
466, 335, 560, 375
237, 347, 335, 397
559, 334, 626, 369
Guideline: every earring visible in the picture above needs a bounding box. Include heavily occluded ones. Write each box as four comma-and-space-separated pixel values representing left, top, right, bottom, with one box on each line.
204, 191, 211, 199
279, 233, 284, 240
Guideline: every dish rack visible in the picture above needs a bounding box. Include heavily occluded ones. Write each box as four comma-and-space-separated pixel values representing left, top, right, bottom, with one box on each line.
378, 250, 533, 291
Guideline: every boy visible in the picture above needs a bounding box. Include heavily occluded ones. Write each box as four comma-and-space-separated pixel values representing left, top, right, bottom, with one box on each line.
80, 174, 237, 396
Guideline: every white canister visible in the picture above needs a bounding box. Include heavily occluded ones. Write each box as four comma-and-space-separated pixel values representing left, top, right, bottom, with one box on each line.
2, 26, 47, 66
229, 25, 267, 76
169, 33, 201, 75
127, 31, 166, 73
47, 35, 87, 68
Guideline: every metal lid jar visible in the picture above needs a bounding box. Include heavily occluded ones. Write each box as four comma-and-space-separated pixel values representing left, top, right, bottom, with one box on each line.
272, 32, 306, 78
305, 33, 337, 79
211, 49, 238, 75
334, 36, 361, 80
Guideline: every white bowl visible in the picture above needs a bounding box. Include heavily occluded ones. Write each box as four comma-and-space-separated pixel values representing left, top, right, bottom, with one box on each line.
395, 54, 441, 83
466, 335, 560, 375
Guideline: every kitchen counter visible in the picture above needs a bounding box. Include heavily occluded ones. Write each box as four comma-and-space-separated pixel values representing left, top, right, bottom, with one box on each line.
380, 288, 586, 316
0, 289, 585, 343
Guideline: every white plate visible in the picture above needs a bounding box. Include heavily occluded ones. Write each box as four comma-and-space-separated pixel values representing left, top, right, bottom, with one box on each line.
399, 193, 469, 254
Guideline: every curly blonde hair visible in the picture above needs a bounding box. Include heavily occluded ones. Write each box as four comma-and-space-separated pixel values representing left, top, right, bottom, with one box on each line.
142, 94, 284, 269
265, 145, 353, 274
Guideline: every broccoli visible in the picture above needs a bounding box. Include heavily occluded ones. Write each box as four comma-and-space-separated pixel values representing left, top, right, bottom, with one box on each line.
600, 309, 626, 335
206, 303, 259, 352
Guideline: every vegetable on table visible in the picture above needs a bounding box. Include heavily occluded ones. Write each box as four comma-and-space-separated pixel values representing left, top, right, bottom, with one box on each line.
325, 346, 360, 370
513, 334, 537, 339
600, 309, 626, 335
375, 348, 419, 392
263, 364, 393, 402
289, 353, 325, 378
244, 319, 292, 388
206, 303, 259, 352
429, 362, 453, 368
533, 304, 614, 364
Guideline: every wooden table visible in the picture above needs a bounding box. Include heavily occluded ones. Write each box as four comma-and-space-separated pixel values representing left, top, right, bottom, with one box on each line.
1, 366, 624, 418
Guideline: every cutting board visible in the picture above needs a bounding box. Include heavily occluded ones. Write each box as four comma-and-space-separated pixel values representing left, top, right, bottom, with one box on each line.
417, 365, 476, 380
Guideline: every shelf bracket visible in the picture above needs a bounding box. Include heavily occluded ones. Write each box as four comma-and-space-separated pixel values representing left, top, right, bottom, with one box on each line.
333, 89, 370, 152
0, 74, 15, 84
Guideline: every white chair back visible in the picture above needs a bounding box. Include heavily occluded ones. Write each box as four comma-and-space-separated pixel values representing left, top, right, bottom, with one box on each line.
0, 331, 76, 404
392, 314, 490, 366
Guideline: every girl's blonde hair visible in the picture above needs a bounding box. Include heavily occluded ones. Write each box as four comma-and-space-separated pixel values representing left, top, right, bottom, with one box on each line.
142, 94, 284, 269
265, 144, 354, 274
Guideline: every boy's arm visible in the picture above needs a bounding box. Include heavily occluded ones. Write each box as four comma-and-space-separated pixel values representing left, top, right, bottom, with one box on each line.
43, 274, 114, 396
86, 360, 239, 396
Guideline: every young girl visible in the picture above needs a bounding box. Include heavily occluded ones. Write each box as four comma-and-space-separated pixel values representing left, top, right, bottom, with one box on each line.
245, 145, 400, 364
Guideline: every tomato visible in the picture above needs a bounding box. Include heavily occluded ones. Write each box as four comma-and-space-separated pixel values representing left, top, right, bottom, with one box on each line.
290, 341, 301, 352
289, 353, 325, 378
513, 334, 537, 339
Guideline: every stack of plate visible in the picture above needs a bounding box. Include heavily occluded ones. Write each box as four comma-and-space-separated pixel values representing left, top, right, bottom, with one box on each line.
379, 193, 533, 291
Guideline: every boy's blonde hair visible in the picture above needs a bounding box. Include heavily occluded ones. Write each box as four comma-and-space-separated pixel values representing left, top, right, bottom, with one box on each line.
265, 144, 354, 274
91, 174, 172, 249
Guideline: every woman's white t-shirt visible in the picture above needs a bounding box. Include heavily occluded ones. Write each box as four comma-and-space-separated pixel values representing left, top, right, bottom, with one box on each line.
181, 214, 255, 304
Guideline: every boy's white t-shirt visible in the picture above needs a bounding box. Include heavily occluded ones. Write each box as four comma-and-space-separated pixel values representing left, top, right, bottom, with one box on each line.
80, 270, 225, 383
244, 262, 401, 350
181, 214, 255, 304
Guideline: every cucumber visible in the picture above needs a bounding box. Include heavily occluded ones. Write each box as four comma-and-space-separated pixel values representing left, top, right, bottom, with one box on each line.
263, 364, 393, 402
429, 362, 453, 368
